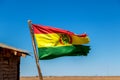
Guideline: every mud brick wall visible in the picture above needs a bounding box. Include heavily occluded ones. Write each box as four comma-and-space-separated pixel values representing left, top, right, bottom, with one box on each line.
0, 48, 20, 80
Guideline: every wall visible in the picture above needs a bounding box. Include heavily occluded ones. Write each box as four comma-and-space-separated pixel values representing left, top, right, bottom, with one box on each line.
0, 48, 20, 80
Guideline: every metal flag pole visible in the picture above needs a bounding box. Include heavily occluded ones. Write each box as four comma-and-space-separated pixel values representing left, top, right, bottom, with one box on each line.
28, 20, 43, 80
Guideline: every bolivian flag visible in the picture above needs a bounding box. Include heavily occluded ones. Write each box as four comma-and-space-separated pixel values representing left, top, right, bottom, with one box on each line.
32, 24, 90, 60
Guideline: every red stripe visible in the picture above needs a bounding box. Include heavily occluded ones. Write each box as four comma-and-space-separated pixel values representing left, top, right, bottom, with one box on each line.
32, 24, 74, 35
77, 33, 87, 37
32, 24, 87, 37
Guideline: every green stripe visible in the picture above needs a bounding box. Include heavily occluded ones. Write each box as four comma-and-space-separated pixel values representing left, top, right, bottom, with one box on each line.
38, 45, 90, 60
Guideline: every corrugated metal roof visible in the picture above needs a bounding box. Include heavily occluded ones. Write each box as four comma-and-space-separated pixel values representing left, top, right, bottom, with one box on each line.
0, 43, 29, 55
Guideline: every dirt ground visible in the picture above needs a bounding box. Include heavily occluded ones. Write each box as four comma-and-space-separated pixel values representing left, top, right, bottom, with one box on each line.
20, 76, 120, 80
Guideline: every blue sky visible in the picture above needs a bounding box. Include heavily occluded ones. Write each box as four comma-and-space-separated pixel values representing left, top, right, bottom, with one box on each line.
0, 0, 120, 76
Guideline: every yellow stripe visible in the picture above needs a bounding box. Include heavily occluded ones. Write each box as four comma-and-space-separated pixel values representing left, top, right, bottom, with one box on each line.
35, 33, 89, 48
72, 35, 89, 44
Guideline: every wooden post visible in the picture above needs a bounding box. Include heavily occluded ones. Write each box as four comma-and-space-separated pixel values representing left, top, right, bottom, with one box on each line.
28, 20, 43, 80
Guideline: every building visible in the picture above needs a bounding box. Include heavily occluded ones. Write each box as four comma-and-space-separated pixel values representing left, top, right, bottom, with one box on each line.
0, 43, 29, 80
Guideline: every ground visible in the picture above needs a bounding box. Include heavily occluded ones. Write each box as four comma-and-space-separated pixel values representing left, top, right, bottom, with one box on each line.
20, 76, 120, 80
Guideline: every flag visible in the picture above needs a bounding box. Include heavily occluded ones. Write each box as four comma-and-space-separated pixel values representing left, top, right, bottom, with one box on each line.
32, 24, 90, 60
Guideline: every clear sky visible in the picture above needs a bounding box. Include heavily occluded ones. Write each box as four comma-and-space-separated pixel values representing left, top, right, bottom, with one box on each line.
0, 0, 120, 76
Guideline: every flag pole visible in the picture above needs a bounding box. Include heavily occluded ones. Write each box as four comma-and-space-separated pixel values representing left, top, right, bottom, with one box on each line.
28, 20, 43, 80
